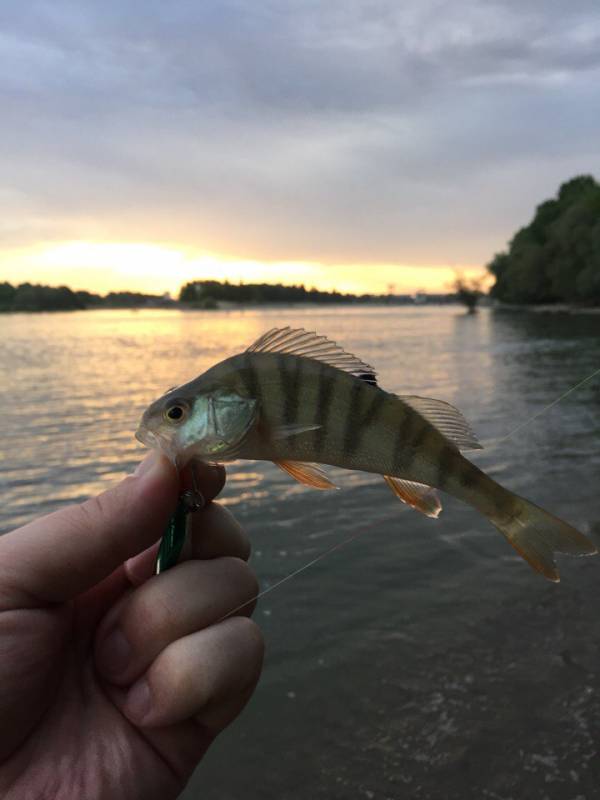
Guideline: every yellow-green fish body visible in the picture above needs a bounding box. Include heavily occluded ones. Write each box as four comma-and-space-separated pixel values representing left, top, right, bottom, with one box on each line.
136, 327, 596, 581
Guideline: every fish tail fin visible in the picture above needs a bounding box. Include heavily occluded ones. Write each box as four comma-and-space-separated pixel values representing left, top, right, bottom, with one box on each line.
489, 494, 596, 582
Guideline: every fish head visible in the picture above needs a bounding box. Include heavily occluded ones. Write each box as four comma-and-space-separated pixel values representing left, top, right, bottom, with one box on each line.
136, 383, 258, 466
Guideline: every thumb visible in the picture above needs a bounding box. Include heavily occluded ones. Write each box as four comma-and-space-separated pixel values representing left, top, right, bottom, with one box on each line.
0, 452, 178, 608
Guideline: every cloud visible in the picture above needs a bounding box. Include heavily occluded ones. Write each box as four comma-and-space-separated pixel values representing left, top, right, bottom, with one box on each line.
0, 0, 599, 271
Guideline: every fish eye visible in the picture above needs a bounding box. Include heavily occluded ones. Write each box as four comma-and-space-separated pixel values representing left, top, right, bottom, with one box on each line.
164, 403, 187, 423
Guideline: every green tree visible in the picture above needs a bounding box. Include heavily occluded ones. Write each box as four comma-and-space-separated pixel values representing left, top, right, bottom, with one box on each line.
0, 282, 16, 310
178, 280, 361, 306
11, 283, 85, 311
488, 175, 600, 305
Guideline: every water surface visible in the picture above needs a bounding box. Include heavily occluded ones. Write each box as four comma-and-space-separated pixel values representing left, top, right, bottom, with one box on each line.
1, 306, 599, 799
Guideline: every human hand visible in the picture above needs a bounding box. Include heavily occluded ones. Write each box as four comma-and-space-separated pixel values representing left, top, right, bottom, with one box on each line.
0, 453, 264, 800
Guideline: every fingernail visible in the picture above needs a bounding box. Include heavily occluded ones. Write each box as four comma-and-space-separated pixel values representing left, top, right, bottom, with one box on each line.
134, 451, 159, 478
97, 628, 131, 678
125, 678, 152, 723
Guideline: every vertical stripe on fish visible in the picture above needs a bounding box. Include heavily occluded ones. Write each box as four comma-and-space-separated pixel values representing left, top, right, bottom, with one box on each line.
313, 362, 338, 456
239, 353, 261, 405
345, 386, 388, 460
339, 377, 363, 457
279, 354, 302, 427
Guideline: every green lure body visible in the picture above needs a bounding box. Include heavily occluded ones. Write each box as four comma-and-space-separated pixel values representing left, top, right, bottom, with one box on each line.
155, 499, 188, 574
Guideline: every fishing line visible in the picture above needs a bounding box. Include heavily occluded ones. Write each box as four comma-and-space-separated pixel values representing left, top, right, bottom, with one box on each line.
496, 365, 600, 444
218, 508, 401, 622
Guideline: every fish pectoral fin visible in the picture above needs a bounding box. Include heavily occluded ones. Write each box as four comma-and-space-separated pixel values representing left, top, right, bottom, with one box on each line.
383, 475, 442, 519
272, 422, 322, 439
397, 395, 482, 451
275, 460, 338, 490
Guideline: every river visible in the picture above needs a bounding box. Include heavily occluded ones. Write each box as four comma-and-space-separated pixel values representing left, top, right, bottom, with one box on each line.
1, 305, 599, 799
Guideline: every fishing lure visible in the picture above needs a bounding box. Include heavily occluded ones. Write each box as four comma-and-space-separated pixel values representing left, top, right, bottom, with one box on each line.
155, 466, 205, 574
138, 327, 596, 580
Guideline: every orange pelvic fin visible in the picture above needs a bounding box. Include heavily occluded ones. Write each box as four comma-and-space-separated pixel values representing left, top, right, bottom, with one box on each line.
275, 460, 338, 490
383, 475, 442, 518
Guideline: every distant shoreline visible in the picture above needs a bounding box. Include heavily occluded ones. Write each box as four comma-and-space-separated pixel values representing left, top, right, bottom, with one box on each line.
2, 300, 600, 314
0, 278, 460, 313
0, 300, 456, 313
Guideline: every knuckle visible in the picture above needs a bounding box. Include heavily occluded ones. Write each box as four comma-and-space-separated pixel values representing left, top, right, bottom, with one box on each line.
127, 589, 176, 642
218, 504, 244, 534
218, 556, 259, 598
86, 490, 114, 523
154, 648, 197, 702
206, 504, 251, 559
65, 494, 119, 552
220, 504, 249, 540
240, 538, 252, 560
76, 485, 126, 536
234, 616, 265, 666
75, 494, 107, 530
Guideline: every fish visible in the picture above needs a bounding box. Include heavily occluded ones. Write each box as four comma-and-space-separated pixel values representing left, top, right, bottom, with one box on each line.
136, 326, 597, 581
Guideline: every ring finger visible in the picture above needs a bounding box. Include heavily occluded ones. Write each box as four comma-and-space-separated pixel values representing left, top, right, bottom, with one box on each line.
123, 615, 265, 731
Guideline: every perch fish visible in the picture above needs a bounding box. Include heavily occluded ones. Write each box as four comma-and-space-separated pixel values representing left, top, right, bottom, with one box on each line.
136, 327, 596, 581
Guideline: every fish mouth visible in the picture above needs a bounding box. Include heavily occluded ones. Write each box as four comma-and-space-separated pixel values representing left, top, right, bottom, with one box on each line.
135, 426, 157, 448
136, 426, 179, 464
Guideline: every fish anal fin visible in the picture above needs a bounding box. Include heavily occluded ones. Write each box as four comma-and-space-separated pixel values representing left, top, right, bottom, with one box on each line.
384, 475, 442, 518
398, 395, 482, 451
275, 460, 338, 490
247, 327, 377, 385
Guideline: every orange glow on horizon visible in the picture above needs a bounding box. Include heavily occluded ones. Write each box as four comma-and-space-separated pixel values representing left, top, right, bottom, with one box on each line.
0, 240, 490, 297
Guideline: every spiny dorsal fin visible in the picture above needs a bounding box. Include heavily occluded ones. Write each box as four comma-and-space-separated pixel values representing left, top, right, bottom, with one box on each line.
399, 395, 482, 451
247, 327, 377, 385
275, 460, 338, 490
383, 475, 442, 518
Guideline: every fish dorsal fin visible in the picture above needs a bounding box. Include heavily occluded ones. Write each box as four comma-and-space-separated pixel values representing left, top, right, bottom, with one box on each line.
275, 460, 338, 490
384, 475, 442, 518
247, 327, 377, 385
398, 395, 482, 451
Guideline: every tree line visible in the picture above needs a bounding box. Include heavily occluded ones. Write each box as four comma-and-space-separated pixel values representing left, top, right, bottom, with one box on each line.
488, 175, 600, 305
178, 280, 373, 307
0, 280, 444, 312
0, 283, 172, 312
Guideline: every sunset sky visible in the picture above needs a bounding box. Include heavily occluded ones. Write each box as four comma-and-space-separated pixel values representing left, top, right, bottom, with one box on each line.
1, 1, 599, 295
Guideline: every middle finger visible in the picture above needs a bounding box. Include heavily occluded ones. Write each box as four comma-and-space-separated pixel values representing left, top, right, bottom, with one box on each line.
95, 556, 259, 686
124, 501, 251, 586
